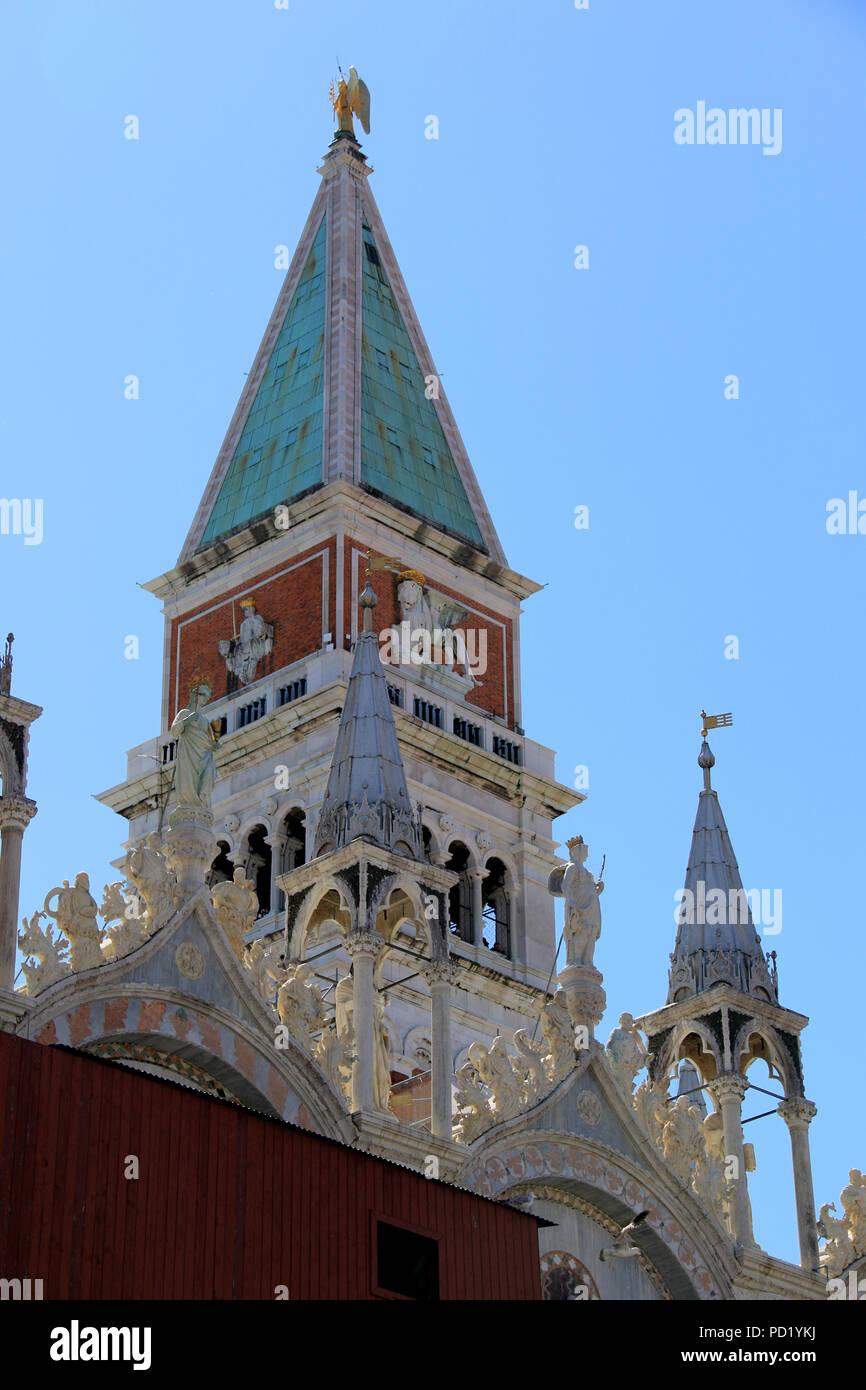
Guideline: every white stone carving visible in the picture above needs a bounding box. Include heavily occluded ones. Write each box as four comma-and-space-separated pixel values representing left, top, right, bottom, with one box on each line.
276, 961, 328, 1050
548, 837, 603, 969
210, 867, 259, 957
468, 1037, 521, 1120
540, 992, 577, 1082
17, 910, 70, 993
453, 1060, 493, 1143
605, 1013, 649, 1098
170, 679, 218, 812
633, 1077, 668, 1150
124, 834, 174, 932
661, 1096, 705, 1186
100, 881, 150, 960
819, 1169, 866, 1276
512, 1029, 546, 1107
42, 873, 104, 972
174, 941, 206, 980
242, 937, 288, 1006
576, 1089, 602, 1126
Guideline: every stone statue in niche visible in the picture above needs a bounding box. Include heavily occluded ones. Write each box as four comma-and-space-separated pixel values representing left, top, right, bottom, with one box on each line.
219, 597, 274, 688
170, 678, 219, 813
42, 872, 104, 971
394, 573, 481, 688
548, 836, 603, 969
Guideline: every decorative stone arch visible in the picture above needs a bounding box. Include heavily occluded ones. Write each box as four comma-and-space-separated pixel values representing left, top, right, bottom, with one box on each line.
482, 847, 518, 888
658, 1018, 722, 1086
731, 1018, 801, 1098
291, 875, 356, 958
29, 990, 352, 1141
420, 818, 447, 865
458, 1135, 727, 1300
369, 872, 433, 958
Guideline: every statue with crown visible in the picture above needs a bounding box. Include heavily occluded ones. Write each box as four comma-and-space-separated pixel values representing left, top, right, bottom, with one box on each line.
548, 836, 604, 968
169, 675, 219, 818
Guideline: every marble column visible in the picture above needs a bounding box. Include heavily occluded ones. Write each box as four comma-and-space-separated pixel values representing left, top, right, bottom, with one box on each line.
709, 1073, 754, 1247
427, 960, 454, 1140
505, 885, 519, 957
0, 797, 37, 990
469, 868, 485, 946
778, 1097, 820, 1271
346, 930, 382, 1113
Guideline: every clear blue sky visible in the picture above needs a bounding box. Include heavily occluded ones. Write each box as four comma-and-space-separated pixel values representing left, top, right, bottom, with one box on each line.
1, 0, 863, 1267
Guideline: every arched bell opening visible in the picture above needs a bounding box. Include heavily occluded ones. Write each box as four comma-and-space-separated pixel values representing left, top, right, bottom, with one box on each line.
481, 857, 510, 957
275, 807, 306, 912
207, 840, 234, 888
242, 824, 272, 917
445, 841, 472, 942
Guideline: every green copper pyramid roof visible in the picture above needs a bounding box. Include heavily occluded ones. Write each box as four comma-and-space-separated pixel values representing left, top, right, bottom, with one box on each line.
359, 222, 483, 548
199, 216, 326, 548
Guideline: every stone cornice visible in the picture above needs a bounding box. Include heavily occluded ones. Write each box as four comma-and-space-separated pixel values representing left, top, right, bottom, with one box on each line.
0, 693, 43, 726
145, 483, 541, 605
98, 678, 579, 823
637, 982, 809, 1038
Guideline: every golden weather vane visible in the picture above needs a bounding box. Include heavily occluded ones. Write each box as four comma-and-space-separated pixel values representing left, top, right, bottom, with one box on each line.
701, 709, 733, 737
330, 65, 371, 138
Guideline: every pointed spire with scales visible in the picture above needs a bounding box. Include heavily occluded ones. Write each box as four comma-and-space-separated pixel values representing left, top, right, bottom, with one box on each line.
666, 731, 778, 1004
312, 574, 423, 859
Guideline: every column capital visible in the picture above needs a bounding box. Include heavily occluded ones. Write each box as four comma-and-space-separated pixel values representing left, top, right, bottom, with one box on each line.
708, 1072, 748, 1105
345, 929, 385, 960
778, 1097, 817, 1128
468, 866, 486, 881
0, 796, 37, 833
424, 959, 455, 988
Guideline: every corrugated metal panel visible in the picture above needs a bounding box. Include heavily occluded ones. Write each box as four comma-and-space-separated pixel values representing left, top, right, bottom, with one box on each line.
0, 1033, 540, 1300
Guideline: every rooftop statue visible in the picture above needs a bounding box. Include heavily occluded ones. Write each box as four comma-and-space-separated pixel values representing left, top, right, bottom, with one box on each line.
330, 66, 370, 138
170, 677, 219, 813
548, 836, 603, 968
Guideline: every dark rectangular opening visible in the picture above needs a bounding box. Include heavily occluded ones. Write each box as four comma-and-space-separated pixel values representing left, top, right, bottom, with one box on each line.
375, 1220, 439, 1301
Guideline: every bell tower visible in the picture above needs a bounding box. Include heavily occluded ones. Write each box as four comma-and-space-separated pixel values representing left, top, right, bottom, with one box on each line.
97, 108, 580, 1082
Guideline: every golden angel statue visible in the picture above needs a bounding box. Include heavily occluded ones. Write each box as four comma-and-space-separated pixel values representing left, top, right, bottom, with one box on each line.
330, 66, 370, 137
